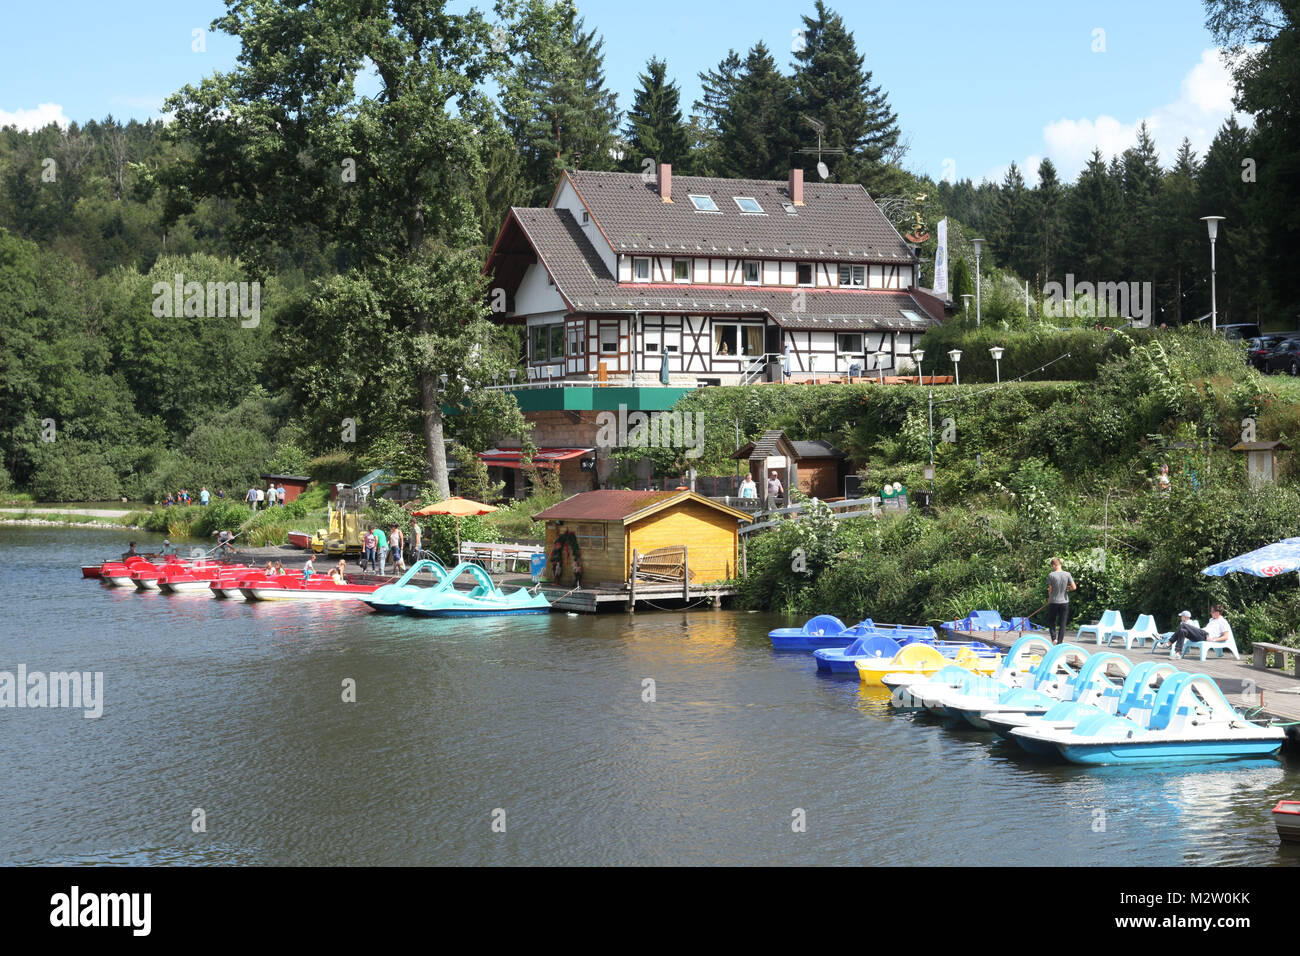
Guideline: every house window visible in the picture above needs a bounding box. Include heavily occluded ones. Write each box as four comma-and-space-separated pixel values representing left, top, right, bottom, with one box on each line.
689, 194, 719, 212
837, 333, 864, 354
743, 261, 761, 285
581, 209, 590, 224
797, 263, 813, 286
530, 323, 565, 362
712, 324, 763, 357
574, 523, 606, 551
599, 325, 619, 354
733, 196, 763, 213
673, 258, 691, 282
633, 257, 650, 282
645, 341, 659, 353
839, 264, 866, 287
713, 325, 737, 356
547, 272, 555, 286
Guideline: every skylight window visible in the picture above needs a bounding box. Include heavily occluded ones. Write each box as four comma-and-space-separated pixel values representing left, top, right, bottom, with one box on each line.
689, 194, 719, 212
734, 197, 764, 213
781, 202, 797, 215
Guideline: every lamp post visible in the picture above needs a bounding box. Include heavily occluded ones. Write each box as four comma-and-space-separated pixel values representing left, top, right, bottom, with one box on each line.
989, 345, 1004, 383
960, 293, 972, 317
508, 368, 517, 386
911, 348, 924, 383
1200, 216, 1225, 333
972, 238, 986, 328
948, 348, 962, 387
874, 351, 888, 384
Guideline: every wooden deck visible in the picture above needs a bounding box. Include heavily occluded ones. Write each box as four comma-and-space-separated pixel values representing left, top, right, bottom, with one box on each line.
978, 629, 1300, 727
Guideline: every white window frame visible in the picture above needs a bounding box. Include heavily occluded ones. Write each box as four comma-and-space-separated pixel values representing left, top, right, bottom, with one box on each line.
712, 322, 764, 358
839, 264, 866, 287
632, 257, 650, 282
733, 196, 764, 214
688, 194, 719, 212
673, 258, 691, 283
836, 333, 864, 355
796, 262, 814, 287
743, 260, 761, 285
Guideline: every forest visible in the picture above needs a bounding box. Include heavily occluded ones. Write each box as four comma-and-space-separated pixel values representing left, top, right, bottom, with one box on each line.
0, 0, 1295, 503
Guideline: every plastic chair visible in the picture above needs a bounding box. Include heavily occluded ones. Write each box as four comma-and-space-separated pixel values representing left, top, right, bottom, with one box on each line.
1103, 613, 1159, 650
1182, 632, 1242, 661
1076, 610, 1123, 646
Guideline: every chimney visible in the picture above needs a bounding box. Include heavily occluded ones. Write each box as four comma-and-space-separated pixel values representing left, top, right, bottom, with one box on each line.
789, 168, 804, 206
658, 162, 672, 203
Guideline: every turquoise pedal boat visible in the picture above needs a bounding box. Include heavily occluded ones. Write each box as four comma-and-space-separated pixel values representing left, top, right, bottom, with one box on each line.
401, 562, 551, 617
363, 558, 449, 614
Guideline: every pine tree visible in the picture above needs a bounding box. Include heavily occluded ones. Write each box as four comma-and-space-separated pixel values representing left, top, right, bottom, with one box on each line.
989, 162, 1031, 277
1065, 149, 1123, 284
1030, 158, 1065, 288
622, 58, 692, 173
691, 50, 742, 176
1120, 121, 1163, 289
498, 0, 621, 204
715, 43, 795, 180
1155, 139, 1201, 324
789, 1, 902, 195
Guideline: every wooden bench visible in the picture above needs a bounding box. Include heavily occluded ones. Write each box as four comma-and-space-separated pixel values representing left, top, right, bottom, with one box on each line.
1251, 641, 1298, 674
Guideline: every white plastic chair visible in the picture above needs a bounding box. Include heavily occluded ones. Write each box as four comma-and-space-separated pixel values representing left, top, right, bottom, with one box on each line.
1182, 631, 1242, 661
1103, 613, 1159, 650
1077, 610, 1123, 646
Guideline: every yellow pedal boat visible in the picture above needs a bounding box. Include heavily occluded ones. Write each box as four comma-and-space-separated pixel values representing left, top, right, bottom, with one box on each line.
856, 643, 1002, 686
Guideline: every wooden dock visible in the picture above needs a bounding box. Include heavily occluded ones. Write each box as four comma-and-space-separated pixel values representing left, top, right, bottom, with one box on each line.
981, 629, 1300, 728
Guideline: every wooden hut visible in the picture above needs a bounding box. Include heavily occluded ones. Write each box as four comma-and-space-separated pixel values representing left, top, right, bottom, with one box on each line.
532, 490, 750, 587
731, 430, 847, 501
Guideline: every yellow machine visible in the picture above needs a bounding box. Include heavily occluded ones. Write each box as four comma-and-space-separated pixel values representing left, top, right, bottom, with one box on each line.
311, 488, 365, 555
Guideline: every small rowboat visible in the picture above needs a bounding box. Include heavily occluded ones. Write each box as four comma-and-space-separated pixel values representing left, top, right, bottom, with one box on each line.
1273, 800, 1300, 843
287, 531, 315, 549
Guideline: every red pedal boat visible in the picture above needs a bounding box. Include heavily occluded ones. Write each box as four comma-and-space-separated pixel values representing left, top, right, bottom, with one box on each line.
240, 576, 380, 602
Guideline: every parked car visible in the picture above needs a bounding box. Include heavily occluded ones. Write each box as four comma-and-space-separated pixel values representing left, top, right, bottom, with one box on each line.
1246, 334, 1290, 371
1263, 338, 1300, 376
1216, 322, 1263, 341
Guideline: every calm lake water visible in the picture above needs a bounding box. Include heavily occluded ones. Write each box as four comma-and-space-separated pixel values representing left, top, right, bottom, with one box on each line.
2, 525, 1297, 866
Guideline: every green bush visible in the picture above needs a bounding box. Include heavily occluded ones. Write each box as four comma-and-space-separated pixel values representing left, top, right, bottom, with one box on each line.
29, 442, 120, 502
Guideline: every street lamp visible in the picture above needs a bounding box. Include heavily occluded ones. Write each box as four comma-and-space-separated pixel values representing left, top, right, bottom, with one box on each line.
960, 293, 973, 317
911, 348, 924, 381
972, 238, 986, 328
508, 368, 517, 385
989, 345, 1004, 383
948, 348, 962, 387
874, 351, 888, 384
1200, 216, 1225, 333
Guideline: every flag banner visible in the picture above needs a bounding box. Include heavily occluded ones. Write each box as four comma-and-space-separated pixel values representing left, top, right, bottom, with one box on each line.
933, 218, 948, 297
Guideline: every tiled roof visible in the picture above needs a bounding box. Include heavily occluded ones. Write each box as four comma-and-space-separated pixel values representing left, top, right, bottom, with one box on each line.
532, 490, 680, 522
791, 440, 845, 459
509, 208, 941, 331
565, 170, 913, 263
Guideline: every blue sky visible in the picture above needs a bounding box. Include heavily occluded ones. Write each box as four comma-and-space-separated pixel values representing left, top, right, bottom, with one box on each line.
0, 0, 1244, 185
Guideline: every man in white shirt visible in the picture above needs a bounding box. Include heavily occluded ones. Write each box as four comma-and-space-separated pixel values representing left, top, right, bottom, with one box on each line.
255, 487, 265, 509
1172, 605, 1232, 658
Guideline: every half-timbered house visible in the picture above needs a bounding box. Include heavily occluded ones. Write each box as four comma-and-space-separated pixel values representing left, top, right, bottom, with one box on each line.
485, 164, 949, 385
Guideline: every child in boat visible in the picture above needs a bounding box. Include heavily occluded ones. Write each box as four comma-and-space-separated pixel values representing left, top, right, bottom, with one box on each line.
264, 562, 275, 576
329, 560, 348, 585
273, 561, 285, 576
302, 556, 316, 581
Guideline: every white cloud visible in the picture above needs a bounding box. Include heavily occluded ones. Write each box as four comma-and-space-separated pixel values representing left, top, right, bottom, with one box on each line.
1038, 49, 1250, 179
0, 102, 70, 132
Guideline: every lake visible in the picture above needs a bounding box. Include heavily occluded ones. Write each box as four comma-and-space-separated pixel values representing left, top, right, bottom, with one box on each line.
2, 525, 1297, 866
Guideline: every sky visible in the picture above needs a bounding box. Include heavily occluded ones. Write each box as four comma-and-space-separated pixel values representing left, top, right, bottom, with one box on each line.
0, 0, 1247, 186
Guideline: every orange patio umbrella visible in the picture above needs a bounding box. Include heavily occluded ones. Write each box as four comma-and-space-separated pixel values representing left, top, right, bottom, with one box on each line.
412, 496, 499, 557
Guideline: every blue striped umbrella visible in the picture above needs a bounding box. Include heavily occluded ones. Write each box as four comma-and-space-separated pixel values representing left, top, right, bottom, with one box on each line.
1202, 538, 1300, 577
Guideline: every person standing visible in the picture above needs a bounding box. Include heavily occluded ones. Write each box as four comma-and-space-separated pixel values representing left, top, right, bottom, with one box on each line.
739, 474, 757, 499
255, 486, 265, 510
390, 524, 406, 572
411, 519, 423, 561
363, 527, 377, 572
1044, 557, 1077, 644
246, 485, 258, 511
374, 525, 389, 575
766, 471, 784, 509
278, 484, 287, 507
200, 486, 210, 506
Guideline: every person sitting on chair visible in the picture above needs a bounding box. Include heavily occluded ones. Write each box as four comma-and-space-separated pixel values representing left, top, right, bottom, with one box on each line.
1171, 605, 1231, 658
